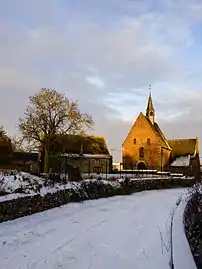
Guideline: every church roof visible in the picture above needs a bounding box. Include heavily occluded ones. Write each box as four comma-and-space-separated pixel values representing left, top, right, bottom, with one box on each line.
144, 116, 172, 150
50, 134, 110, 155
168, 138, 198, 159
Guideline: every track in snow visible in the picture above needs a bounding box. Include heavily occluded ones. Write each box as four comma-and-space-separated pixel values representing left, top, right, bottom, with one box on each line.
0, 188, 186, 269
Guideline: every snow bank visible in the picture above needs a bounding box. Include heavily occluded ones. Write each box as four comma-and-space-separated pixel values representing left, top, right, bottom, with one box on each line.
172, 193, 197, 269
0, 171, 44, 195
0, 172, 122, 202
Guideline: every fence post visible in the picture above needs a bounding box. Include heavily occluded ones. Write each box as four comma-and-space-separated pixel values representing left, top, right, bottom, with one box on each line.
106, 160, 107, 180
88, 159, 90, 176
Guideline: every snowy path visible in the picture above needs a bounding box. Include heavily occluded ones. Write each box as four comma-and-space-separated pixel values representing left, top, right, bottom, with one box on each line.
0, 188, 187, 269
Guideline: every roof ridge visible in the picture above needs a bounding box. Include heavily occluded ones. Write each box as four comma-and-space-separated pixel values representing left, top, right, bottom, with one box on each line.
154, 122, 171, 150
143, 114, 171, 150
168, 138, 196, 141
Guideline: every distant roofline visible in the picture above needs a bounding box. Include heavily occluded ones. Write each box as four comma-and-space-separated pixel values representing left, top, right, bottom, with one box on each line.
168, 138, 196, 141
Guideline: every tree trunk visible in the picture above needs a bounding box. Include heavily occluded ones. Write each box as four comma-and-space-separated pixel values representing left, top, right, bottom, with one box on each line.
43, 145, 49, 173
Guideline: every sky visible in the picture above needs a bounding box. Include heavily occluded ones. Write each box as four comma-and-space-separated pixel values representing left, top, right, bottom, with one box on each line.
1, 0, 202, 162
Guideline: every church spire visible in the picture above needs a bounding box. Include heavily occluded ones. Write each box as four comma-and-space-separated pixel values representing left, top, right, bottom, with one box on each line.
146, 87, 155, 125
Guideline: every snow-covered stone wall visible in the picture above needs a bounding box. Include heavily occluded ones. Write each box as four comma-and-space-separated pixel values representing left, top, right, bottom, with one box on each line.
0, 176, 195, 223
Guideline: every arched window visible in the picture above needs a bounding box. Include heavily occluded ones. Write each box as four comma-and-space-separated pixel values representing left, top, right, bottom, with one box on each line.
139, 147, 144, 158
150, 111, 153, 116
133, 138, 136, 144
147, 138, 151, 145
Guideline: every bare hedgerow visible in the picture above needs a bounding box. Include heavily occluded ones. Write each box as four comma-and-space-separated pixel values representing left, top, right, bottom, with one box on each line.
0, 176, 9, 195
184, 181, 202, 268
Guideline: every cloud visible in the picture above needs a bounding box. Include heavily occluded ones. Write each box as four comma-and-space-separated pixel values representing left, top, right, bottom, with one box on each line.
86, 76, 105, 89
0, 0, 202, 161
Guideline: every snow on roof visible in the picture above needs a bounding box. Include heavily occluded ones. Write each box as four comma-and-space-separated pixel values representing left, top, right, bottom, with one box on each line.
170, 155, 190, 167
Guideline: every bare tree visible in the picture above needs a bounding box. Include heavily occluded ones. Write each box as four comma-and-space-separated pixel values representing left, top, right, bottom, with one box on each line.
0, 126, 13, 159
19, 88, 94, 172
10, 135, 35, 152
0, 125, 6, 137
10, 135, 24, 152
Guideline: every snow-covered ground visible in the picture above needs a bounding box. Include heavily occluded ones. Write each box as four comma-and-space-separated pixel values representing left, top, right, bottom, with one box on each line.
173, 195, 196, 269
0, 188, 194, 269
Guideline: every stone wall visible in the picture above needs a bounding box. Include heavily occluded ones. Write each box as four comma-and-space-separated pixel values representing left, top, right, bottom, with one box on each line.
0, 177, 195, 224
49, 155, 112, 174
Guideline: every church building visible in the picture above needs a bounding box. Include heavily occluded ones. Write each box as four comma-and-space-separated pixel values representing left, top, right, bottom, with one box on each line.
122, 93, 199, 173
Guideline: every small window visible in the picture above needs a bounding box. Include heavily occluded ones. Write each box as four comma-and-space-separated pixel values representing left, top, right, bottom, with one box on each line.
133, 138, 136, 144
93, 167, 101, 174
147, 138, 151, 145
150, 111, 153, 116
139, 147, 144, 158
93, 159, 100, 164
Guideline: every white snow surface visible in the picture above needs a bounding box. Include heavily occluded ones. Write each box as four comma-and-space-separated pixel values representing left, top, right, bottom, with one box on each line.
173, 195, 197, 269
170, 155, 190, 167
0, 171, 44, 194
0, 188, 194, 269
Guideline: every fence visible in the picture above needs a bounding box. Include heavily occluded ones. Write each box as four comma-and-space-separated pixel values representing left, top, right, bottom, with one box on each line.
46, 155, 201, 182
111, 165, 194, 178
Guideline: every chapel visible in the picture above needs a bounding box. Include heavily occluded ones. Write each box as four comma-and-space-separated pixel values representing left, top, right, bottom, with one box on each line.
122, 93, 199, 172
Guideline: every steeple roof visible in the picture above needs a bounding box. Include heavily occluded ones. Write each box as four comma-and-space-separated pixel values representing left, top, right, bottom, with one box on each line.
146, 92, 155, 117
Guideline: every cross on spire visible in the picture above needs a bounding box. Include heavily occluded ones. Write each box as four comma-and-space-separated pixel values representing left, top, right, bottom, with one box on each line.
149, 84, 151, 94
